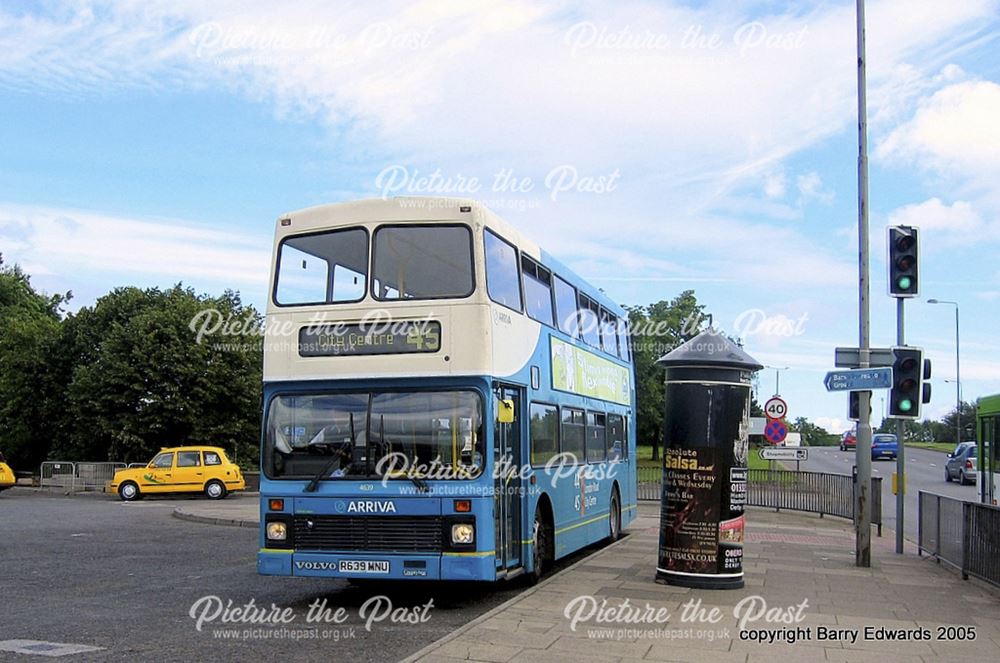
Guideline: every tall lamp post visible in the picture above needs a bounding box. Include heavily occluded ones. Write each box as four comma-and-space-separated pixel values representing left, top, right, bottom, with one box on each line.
928, 299, 960, 445
765, 366, 789, 396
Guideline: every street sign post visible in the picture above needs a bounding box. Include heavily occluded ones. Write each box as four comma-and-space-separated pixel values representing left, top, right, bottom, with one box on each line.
764, 396, 788, 420
823, 367, 892, 392
759, 447, 808, 461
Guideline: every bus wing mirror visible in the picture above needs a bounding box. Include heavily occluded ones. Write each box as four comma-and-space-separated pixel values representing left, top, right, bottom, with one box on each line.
497, 399, 515, 424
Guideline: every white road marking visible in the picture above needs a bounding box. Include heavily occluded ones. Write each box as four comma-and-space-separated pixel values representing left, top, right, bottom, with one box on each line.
0, 641, 103, 657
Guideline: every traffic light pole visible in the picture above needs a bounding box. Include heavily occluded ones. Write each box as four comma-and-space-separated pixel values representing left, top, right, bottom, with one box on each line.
895, 298, 905, 554
855, 0, 872, 568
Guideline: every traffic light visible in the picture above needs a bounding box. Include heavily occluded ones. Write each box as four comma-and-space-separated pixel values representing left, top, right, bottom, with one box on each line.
888, 226, 919, 297
888, 347, 930, 419
848, 390, 872, 422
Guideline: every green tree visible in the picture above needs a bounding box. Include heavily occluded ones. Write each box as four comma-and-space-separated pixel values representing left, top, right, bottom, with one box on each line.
0, 255, 70, 470
788, 416, 838, 446
50, 284, 263, 465
939, 401, 977, 445
626, 291, 706, 461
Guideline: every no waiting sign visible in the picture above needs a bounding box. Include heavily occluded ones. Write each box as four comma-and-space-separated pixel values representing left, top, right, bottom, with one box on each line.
764, 419, 788, 445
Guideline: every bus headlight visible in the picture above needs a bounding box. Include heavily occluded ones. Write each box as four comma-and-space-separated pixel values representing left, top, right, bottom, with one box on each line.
266, 521, 287, 541
451, 523, 475, 545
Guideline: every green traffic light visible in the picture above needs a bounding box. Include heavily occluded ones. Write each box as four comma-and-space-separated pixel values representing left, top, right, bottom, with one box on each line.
899, 399, 913, 412
897, 276, 912, 290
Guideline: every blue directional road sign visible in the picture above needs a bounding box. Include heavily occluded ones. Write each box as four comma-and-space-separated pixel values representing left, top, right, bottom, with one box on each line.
823, 367, 892, 392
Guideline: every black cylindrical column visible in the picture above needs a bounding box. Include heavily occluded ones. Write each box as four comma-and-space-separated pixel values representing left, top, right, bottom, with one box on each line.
655, 329, 762, 589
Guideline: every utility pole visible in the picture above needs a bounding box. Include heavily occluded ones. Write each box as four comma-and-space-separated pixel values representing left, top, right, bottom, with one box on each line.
855, 0, 873, 568
895, 299, 905, 554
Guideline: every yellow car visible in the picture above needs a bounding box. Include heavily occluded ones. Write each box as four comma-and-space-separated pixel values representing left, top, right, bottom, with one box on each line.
0, 452, 15, 491
109, 446, 245, 501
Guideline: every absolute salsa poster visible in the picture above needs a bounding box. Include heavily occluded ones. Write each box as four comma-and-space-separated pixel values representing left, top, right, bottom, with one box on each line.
660, 447, 720, 574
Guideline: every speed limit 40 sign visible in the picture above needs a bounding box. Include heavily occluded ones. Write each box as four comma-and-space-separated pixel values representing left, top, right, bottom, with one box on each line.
764, 396, 787, 420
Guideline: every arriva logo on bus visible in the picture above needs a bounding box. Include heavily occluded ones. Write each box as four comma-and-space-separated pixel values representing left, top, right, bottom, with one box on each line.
335, 500, 397, 514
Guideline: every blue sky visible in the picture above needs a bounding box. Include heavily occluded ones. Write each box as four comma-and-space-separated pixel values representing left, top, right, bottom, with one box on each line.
2, 0, 999, 433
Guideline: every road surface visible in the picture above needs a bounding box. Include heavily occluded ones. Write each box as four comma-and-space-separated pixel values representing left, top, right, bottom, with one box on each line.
795, 445, 978, 541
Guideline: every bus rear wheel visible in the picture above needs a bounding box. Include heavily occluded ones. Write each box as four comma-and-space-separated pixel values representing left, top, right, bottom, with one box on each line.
527, 507, 551, 585
608, 489, 622, 542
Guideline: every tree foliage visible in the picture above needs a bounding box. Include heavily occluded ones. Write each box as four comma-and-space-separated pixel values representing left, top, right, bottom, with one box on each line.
877, 401, 977, 444
50, 285, 263, 464
789, 416, 839, 446
626, 291, 705, 460
0, 255, 70, 470
0, 257, 263, 470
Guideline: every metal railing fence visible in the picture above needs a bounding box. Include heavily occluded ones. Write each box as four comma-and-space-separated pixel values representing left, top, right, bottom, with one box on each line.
920, 490, 1000, 587
38, 461, 126, 492
637, 466, 882, 532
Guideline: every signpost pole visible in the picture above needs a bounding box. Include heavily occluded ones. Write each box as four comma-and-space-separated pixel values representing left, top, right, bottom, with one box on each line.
895, 298, 905, 554
855, 0, 873, 568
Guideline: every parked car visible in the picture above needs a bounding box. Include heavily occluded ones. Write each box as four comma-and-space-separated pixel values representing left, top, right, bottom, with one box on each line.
871, 433, 898, 461
109, 446, 245, 501
0, 452, 14, 491
945, 441, 978, 485
840, 430, 857, 451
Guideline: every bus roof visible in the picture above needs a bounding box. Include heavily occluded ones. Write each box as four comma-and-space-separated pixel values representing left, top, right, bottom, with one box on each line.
277, 197, 627, 318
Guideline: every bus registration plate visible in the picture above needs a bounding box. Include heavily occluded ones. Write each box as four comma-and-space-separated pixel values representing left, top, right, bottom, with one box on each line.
339, 560, 390, 574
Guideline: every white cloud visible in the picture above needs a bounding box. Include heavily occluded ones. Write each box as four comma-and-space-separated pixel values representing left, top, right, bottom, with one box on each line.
0, 204, 271, 296
764, 171, 786, 199
887, 197, 985, 239
795, 171, 833, 204
814, 417, 851, 434
877, 80, 1000, 185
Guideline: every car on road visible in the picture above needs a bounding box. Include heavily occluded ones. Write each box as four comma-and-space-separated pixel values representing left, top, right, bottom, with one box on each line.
871, 433, 898, 461
840, 430, 857, 451
109, 446, 245, 501
0, 452, 15, 491
945, 441, 978, 485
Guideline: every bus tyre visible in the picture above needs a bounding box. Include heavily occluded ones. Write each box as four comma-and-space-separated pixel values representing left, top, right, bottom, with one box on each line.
608, 489, 622, 542
204, 480, 227, 500
527, 508, 551, 586
119, 481, 140, 502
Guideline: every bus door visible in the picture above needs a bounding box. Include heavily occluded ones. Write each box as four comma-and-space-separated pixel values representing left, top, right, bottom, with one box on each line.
494, 384, 523, 571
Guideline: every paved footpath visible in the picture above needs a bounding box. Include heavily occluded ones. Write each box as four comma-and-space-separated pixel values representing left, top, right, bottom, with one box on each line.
176, 500, 1000, 662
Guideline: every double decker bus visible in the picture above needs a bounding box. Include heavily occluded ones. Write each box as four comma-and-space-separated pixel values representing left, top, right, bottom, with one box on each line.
257, 198, 636, 582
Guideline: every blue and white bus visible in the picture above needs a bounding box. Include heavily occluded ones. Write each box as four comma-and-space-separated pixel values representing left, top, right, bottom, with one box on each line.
257, 198, 637, 582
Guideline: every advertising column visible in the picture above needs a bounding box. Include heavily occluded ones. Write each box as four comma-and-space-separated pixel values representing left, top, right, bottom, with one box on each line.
655, 329, 762, 589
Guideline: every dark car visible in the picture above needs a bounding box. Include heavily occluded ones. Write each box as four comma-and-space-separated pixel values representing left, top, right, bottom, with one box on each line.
945, 442, 978, 485
871, 433, 898, 461
840, 430, 857, 451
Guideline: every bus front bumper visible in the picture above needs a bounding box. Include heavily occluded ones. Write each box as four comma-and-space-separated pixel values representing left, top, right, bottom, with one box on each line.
257, 550, 496, 581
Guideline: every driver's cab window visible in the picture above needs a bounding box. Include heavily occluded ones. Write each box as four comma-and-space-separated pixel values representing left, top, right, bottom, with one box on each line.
151, 452, 174, 469
177, 451, 201, 467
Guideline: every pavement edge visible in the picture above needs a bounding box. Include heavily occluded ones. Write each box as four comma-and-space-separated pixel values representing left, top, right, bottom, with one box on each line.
398, 529, 638, 663
171, 506, 259, 529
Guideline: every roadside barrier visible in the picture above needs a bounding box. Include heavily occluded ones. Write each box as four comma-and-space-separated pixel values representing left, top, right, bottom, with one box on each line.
919, 490, 1000, 588
638, 465, 883, 533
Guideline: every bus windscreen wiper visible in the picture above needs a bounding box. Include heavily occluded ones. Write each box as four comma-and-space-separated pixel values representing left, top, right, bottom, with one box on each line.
375, 414, 428, 493
304, 413, 356, 493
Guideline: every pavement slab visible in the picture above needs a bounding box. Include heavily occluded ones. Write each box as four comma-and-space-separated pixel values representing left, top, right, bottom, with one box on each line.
402, 503, 1000, 663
